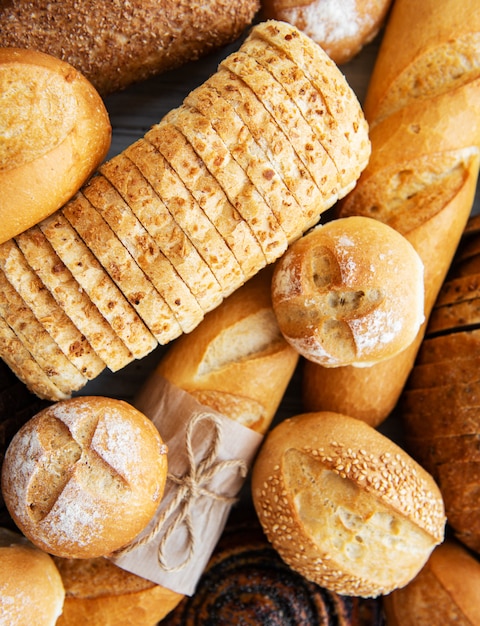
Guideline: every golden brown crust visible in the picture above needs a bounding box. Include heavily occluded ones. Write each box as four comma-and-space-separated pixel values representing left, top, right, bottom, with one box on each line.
0, 528, 65, 625
1, 397, 168, 559
54, 556, 183, 626
261, 0, 392, 65
0, 48, 111, 244
0, 0, 260, 95
251, 411, 445, 598
156, 267, 299, 435
383, 540, 480, 625
273, 217, 424, 368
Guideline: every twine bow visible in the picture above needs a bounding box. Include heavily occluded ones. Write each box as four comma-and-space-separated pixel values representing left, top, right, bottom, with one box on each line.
117, 411, 248, 572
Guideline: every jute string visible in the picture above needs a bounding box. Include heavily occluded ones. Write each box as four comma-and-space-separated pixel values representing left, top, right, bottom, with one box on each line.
117, 411, 248, 571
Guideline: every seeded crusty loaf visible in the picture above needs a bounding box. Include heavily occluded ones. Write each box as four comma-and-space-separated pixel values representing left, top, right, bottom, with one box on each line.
252, 411, 446, 598
0, 0, 261, 95
0, 21, 370, 401
0, 48, 111, 244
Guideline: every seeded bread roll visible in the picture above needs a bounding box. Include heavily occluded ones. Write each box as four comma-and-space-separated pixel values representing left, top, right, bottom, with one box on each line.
0, 527, 65, 625
251, 411, 446, 598
272, 217, 424, 367
261, 0, 393, 64
0, 48, 111, 244
1, 397, 168, 559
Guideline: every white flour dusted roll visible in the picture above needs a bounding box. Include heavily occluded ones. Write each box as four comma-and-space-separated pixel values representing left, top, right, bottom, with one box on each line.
271, 217, 425, 367
1, 397, 168, 559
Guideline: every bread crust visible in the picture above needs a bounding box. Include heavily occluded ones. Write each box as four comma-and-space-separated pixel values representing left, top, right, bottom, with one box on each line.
0, 528, 65, 625
272, 216, 424, 367
252, 411, 445, 598
0, 48, 111, 244
383, 540, 480, 625
1, 397, 168, 559
0, 0, 260, 95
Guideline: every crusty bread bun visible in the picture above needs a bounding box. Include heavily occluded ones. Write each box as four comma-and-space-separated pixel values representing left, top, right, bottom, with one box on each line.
1, 396, 168, 559
53, 556, 183, 626
0, 527, 65, 625
261, 0, 393, 64
383, 540, 480, 625
0, 48, 111, 244
251, 411, 446, 598
0, 0, 260, 95
271, 216, 424, 367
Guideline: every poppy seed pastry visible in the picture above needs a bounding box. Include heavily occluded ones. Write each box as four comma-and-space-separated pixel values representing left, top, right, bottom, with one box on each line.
1, 396, 168, 559
162, 517, 387, 625
271, 217, 425, 367
251, 411, 446, 598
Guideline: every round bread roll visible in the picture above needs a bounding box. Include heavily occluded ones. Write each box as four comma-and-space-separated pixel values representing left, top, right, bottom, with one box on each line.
271, 216, 425, 368
383, 540, 480, 625
0, 527, 65, 625
1, 396, 168, 559
251, 411, 446, 598
261, 0, 392, 64
53, 556, 183, 626
0, 47, 111, 244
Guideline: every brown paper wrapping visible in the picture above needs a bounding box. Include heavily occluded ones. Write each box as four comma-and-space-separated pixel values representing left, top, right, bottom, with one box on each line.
110, 372, 263, 595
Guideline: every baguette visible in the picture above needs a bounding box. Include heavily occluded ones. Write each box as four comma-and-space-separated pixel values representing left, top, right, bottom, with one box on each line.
0, 0, 261, 95
303, 0, 480, 426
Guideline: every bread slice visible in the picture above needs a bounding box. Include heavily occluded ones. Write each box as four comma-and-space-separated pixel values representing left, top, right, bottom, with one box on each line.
124, 138, 224, 312
62, 192, 170, 346
238, 36, 355, 196
184, 82, 304, 243
434, 273, 480, 307
15, 226, 133, 372
145, 122, 263, 278
79, 177, 183, 343
0, 270, 87, 395
0, 316, 67, 401
251, 20, 371, 184
407, 355, 480, 390
117, 136, 243, 299
164, 105, 287, 264
98, 155, 204, 333
39, 212, 155, 360
0, 239, 105, 380
427, 297, 480, 336
416, 329, 480, 365
206, 68, 322, 228
219, 51, 339, 205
